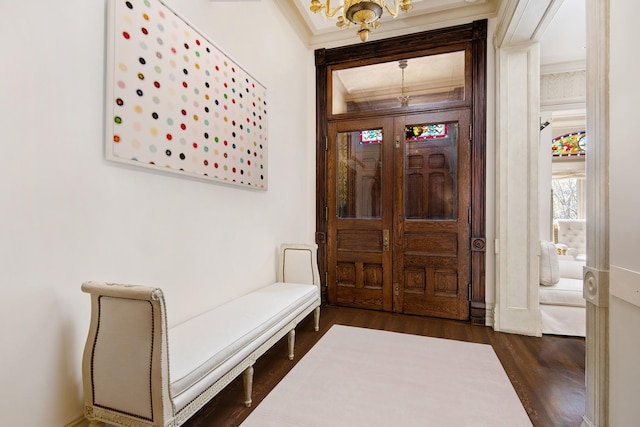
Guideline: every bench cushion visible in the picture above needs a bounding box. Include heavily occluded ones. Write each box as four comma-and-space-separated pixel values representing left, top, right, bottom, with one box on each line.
539, 277, 585, 307
558, 256, 584, 279
168, 282, 318, 406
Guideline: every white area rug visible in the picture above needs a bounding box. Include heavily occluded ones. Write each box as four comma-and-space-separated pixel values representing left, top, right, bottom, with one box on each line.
241, 325, 532, 427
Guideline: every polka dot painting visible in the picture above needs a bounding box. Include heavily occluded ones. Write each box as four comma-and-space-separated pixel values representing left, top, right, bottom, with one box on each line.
107, 0, 268, 189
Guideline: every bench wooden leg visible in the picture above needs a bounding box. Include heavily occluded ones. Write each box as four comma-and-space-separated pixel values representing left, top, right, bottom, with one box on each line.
314, 306, 320, 331
288, 329, 295, 360
243, 365, 254, 407
85, 412, 105, 427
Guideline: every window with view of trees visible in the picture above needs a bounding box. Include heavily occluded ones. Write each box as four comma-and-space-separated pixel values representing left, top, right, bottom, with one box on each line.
551, 131, 586, 221
552, 178, 579, 220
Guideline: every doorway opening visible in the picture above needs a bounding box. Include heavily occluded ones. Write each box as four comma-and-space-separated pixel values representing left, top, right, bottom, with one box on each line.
314, 21, 487, 322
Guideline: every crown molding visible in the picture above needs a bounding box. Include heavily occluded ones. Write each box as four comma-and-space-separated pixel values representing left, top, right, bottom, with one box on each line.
541, 60, 587, 74
276, 0, 498, 49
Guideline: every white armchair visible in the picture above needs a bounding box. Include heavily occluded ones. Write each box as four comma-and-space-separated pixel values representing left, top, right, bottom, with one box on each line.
556, 219, 586, 260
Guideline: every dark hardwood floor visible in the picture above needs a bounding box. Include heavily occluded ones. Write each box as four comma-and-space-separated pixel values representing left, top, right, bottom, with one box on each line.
183, 305, 586, 427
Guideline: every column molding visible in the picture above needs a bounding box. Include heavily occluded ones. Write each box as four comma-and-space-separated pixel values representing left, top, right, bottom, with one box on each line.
582, 0, 609, 425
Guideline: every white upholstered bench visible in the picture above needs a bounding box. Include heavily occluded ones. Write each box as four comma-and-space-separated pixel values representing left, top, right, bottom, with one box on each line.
539, 241, 585, 337
81, 243, 321, 427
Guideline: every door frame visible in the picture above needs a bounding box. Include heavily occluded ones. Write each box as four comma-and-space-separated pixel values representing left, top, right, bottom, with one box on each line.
314, 21, 488, 324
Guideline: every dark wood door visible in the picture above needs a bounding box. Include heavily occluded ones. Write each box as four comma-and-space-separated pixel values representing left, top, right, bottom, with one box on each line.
326, 118, 394, 311
327, 110, 471, 320
392, 110, 471, 320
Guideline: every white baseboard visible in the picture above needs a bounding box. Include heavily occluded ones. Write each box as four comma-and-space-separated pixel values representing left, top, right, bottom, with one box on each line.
64, 415, 88, 427
485, 302, 495, 327
63, 416, 117, 427
581, 415, 596, 427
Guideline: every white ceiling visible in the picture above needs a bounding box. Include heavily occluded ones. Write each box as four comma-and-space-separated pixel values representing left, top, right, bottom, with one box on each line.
276, 0, 586, 68
539, 0, 586, 130
299, 0, 491, 33
539, 0, 586, 67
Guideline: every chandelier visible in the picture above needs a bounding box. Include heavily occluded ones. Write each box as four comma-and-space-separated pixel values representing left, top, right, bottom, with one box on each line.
310, 0, 413, 42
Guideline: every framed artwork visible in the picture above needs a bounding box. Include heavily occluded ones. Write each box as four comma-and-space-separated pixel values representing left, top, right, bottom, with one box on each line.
106, 0, 268, 189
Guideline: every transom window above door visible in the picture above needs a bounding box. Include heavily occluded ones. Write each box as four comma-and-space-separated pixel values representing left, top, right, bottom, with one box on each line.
331, 50, 467, 115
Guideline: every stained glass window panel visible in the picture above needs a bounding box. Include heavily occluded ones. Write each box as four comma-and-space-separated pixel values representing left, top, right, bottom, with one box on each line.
552, 131, 586, 157
405, 124, 449, 141
360, 129, 383, 144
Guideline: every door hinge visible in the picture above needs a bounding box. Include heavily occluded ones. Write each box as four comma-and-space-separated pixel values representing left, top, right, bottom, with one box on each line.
468, 207, 472, 224
469, 124, 473, 141
468, 283, 472, 301
325, 206, 328, 221
325, 271, 328, 288
325, 136, 328, 152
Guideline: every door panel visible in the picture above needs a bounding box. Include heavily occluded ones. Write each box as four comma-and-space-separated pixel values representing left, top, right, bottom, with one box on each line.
327, 119, 394, 311
327, 111, 470, 320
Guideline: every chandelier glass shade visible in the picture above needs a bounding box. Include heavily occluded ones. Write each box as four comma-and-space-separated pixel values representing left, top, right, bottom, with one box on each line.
397, 59, 409, 107
310, 0, 413, 42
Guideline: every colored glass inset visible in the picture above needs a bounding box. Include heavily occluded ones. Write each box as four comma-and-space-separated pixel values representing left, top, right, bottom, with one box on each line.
551, 131, 586, 157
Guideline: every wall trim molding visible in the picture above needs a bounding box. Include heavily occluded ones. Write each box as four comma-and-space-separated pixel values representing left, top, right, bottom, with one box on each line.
540, 70, 586, 109
584, 266, 610, 308
610, 266, 640, 309
541, 60, 587, 75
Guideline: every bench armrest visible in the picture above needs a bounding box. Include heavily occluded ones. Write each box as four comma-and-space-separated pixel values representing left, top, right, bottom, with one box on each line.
278, 243, 321, 290
81, 281, 175, 426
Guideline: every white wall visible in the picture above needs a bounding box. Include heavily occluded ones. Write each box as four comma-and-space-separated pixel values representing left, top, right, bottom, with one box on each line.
608, 1, 640, 424
0, 1, 315, 425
